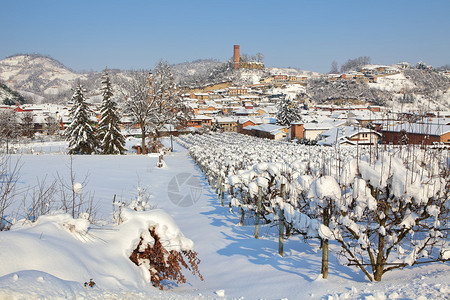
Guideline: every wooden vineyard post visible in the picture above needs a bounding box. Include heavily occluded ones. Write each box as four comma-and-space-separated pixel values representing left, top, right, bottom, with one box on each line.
215, 177, 221, 194
255, 186, 262, 239
321, 199, 330, 279
219, 184, 225, 206
279, 184, 285, 257
240, 191, 248, 226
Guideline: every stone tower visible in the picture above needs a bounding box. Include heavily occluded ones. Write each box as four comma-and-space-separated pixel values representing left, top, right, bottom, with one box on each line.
233, 45, 240, 69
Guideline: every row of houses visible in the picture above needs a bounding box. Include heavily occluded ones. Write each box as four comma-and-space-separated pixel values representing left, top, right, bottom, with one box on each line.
187, 108, 450, 146
3, 100, 449, 147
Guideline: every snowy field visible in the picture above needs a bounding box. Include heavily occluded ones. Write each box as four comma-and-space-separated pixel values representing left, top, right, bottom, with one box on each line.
0, 138, 449, 299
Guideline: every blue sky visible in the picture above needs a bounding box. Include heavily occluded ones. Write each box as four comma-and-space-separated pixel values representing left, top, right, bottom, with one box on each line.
1, 0, 449, 73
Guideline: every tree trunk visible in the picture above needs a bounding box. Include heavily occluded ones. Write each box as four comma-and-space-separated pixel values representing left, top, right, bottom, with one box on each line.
140, 124, 146, 155
321, 239, 329, 279
278, 184, 286, 257
255, 186, 262, 239
321, 202, 330, 279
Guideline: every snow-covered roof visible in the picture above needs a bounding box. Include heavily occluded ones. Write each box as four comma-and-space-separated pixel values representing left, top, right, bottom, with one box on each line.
383, 123, 450, 136
233, 108, 260, 115
302, 120, 346, 131
245, 123, 286, 134
214, 117, 236, 123
191, 114, 213, 120
318, 126, 381, 146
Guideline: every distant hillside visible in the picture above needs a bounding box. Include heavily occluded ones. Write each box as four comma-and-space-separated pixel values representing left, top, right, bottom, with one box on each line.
0, 81, 26, 105
0, 54, 100, 103
307, 66, 450, 110
171, 59, 223, 80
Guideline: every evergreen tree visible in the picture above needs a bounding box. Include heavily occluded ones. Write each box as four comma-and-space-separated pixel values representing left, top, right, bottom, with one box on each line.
65, 83, 97, 154
98, 70, 126, 154
400, 129, 409, 145
276, 97, 302, 126
211, 120, 222, 132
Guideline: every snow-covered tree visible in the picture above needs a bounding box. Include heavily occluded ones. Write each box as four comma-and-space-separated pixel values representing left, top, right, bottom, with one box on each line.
333, 153, 449, 281
211, 120, 222, 132
340, 56, 371, 73
65, 83, 97, 155
98, 70, 126, 155
121, 62, 189, 154
20, 111, 34, 138
45, 115, 59, 135
276, 97, 302, 126
400, 129, 409, 145
329, 61, 339, 74
0, 110, 19, 154
151, 60, 188, 134
120, 70, 152, 154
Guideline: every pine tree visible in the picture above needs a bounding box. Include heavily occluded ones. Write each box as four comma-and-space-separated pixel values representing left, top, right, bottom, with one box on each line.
276, 97, 302, 126
400, 129, 409, 145
65, 83, 97, 155
98, 70, 126, 154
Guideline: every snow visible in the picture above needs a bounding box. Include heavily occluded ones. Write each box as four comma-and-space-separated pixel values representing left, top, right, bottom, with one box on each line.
73, 182, 83, 195
368, 73, 416, 92
0, 138, 448, 299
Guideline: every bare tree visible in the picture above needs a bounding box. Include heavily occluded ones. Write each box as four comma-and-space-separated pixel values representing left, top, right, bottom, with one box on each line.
0, 110, 19, 154
121, 62, 189, 154
340, 56, 371, 73
120, 70, 153, 154
0, 155, 22, 230
45, 115, 60, 136
150, 60, 188, 140
20, 111, 35, 138
329, 61, 339, 74
256, 53, 264, 63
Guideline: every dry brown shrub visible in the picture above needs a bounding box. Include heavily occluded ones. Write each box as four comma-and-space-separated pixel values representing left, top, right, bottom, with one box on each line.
129, 227, 203, 289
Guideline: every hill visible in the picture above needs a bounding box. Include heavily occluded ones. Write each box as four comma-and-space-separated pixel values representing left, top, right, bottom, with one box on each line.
0, 81, 26, 105
0, 54, 100, 103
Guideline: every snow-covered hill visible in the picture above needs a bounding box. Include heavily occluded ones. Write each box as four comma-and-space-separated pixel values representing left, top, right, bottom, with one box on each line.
0, 54, 107, 103
0, 81, 26, 105
171, 59, 223, 79
0, 54, 86, 95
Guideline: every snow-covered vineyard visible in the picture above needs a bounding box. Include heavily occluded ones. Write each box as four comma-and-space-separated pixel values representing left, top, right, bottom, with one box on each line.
178, 133, 450, 282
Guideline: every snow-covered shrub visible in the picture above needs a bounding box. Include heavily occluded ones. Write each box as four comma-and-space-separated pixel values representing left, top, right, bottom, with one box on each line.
332, 150, 449, 281
129, 226, 203, 290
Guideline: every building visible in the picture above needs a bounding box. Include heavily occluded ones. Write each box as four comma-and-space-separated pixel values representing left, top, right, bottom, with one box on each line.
237, 118, 257, 133
242, 124, 287, 141
291, 122, 304, 139
228, 87, 249, 96
318, 126, 381, 146
381, 123, 450, 145
214, 117, 238, 132
186, 115, 213, 128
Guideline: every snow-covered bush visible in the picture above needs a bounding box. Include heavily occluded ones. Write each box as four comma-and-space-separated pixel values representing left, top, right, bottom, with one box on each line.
2, 207, 203, 291
129, 225, 203, 290
331, 150, 449, 281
